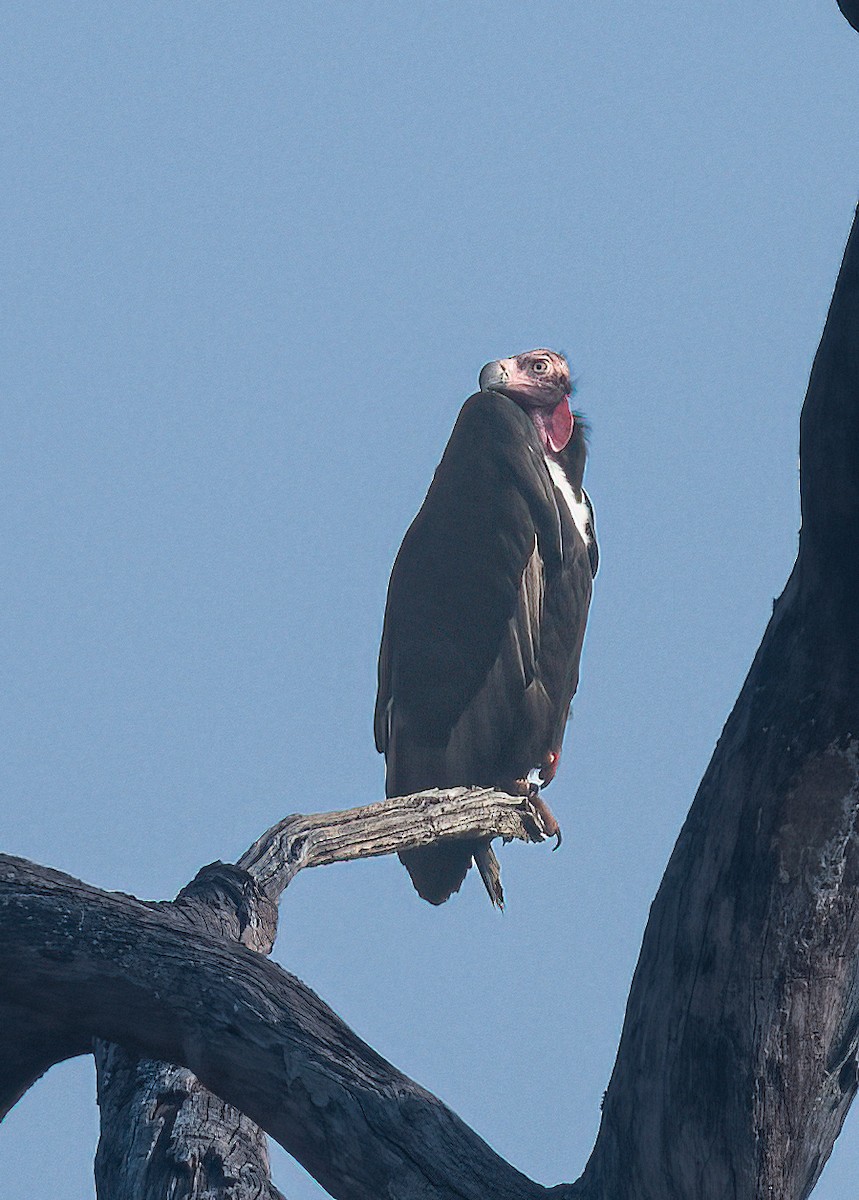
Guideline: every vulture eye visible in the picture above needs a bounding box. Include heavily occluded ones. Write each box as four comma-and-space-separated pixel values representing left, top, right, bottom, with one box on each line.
533, 360, 549, 373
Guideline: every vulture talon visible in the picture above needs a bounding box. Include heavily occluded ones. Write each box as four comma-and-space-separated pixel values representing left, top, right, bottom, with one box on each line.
530, 793, 561, 844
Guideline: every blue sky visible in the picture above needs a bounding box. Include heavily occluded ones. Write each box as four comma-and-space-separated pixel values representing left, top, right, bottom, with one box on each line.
1, 3, 858, 1196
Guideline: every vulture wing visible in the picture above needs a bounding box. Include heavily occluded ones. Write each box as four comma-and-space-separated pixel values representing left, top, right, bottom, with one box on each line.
375, 391, 569, 903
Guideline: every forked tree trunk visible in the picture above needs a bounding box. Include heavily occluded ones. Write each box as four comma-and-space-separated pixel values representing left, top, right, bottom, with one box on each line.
89, 792, 543, 1199
1, 193, 859, 1199
93, 864, 284, 1200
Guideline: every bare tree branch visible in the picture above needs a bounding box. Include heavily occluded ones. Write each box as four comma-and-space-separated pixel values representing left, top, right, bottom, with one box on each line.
0, 854, 553, 1200
90, 787, 548, 1200
94, 1045, 286, 1200
238, 787, 547, 897
0, 998, 90, 1117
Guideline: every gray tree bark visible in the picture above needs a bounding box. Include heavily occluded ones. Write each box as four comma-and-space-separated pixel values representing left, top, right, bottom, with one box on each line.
0, 794, 553, 1200
88, 789, 545, 1200
2, 191, 859, 1200
93, 862, 283, 1200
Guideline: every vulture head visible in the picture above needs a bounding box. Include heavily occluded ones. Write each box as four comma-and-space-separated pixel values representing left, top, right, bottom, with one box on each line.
478, 348, 573, 453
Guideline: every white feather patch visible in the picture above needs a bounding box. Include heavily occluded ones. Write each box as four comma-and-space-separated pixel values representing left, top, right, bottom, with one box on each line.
544, 455, 592, 545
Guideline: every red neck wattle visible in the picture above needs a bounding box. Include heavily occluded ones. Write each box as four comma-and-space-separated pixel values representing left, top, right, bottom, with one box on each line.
531, 399, 574, 454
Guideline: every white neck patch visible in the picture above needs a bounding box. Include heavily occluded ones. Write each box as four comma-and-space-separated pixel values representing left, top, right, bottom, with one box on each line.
544, 455, 592, 546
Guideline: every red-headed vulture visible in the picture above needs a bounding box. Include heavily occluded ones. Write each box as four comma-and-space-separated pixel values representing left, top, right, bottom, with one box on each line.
375, 349, 597, 906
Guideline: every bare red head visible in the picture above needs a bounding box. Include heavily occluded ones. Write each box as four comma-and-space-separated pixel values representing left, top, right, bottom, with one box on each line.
478, 348, 573, 453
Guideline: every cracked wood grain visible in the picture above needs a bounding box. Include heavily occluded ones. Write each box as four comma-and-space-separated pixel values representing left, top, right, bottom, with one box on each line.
0, 854, 551, 1200
93, 861, 285, 1200
91, 788, 548, 1200
238, 787, 547, 897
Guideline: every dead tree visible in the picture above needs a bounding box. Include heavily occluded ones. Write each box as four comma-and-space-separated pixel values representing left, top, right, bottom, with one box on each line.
839, 1, 859, 34
2, 180, 859, 1200
1, 793, 554, 1200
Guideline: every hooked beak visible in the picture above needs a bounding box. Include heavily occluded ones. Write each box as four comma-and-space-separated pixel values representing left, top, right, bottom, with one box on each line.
479, 360, 509, 392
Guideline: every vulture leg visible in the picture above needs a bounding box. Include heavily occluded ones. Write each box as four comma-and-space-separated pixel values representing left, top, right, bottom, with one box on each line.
506, 776, 563, 849
532, 749, 563, 848
520, 779, 562, 850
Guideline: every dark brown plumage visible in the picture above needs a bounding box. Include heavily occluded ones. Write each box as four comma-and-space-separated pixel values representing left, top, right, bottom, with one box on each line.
375, 349, 597, 905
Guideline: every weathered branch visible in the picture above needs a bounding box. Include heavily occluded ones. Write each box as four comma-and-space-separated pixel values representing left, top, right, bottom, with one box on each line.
800, 208, 859, 603
0, 1000, 90, 1117
94, 1046, 285, 1200
0, 854, 553, 1200
238, 786, 547, 897
93, 861, 285, 1200
90, 788, 547, 1200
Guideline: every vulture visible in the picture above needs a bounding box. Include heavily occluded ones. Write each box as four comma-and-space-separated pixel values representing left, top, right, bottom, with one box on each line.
374, 348, 597, 906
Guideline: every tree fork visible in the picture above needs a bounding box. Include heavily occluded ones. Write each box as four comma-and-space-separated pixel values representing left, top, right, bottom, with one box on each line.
0, 792, 556, 1200
2, 189, 859, 1199
91, 789, 548, 1197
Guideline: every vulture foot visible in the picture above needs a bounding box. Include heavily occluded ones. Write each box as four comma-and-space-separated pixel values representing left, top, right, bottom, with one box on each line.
530, 792, 562, 849
509, 777, 563, 848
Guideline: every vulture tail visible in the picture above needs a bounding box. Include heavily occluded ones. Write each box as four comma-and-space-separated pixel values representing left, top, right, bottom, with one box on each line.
398, 839, 504, 908
474, 842, 505, 910
398, 842, 474, 905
